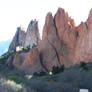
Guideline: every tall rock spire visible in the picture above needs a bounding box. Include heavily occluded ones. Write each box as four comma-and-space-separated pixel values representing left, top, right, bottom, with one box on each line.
9, 19, 41, 51
24, 19, 40, 48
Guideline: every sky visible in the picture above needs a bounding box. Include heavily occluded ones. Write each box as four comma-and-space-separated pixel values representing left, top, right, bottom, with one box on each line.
0, 0, 92, 41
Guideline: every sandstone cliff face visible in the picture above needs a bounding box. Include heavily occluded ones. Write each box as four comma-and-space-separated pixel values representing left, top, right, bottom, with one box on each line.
38, 9, 76, 70
73, 9, 92, 64
38, 13, 62, 71
54, 8, 77, 49
13, 8, 76, 72
9, 27, 26, 51
11, 8, 92, 73
13, 48, 43, 73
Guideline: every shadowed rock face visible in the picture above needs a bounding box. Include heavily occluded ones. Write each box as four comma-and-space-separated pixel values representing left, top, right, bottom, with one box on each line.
24, 20, 40, 48
9, 20, 40, 51
12, 8, 92, 73
9, 27, 26, 51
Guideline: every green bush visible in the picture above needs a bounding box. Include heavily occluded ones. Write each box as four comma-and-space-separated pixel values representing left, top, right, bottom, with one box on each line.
39, 71, 47, 76
33, 71, 47, 77
0, 50, 16, 65
80, 62, 86, 67
8, 76, 24, 84
52, 65, 65, 75
0, 50, 15, 60
23, 45, 30, 52
33, 72, 39, 76
32, 43, 37, 48
80, 62, 88, 71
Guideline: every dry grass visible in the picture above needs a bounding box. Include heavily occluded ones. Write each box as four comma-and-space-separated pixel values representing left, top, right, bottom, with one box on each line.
0, 77, 25, 92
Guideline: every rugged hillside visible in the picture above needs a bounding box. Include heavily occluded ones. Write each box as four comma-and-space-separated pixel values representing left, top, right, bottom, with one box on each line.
0, 62, 92, 92
6, 8, 92, 73
1, 7, 92, 92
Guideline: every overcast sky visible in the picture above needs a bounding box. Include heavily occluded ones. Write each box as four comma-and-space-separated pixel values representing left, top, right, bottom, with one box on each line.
0, 0, 92, 41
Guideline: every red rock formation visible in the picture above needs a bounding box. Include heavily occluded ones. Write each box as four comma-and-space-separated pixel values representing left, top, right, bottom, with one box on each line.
12, 8, 77, 72
54, 8, 77, 49
13, 48, 43, 73
65, 12, 75, 27
13, 52, 26, 68
12, 8, 92, 73
73, 9, 92, 64
38, 12, 62, 71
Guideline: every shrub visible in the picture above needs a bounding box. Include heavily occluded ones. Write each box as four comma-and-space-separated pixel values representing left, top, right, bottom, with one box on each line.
33, 71, 47, 77
0, 50, 15, 65
80, 62, 86, 67
32, 43, 37, 48
33, 72, 39, 76
80, 62, 88, 71
26, 45, 30, 50
22, 45, 30, 52
0, 50, 15, 60
52, 65, 65, 75
39, 71, 47, 76
8, 76, 24, 84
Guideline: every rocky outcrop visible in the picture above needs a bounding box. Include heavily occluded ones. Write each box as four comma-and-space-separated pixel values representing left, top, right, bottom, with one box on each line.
11, 8, 92, 73
9, 20, 40, 51
9, 27, 26, 51
73, 9, 92, 64
13, 48, 43, 73
24, 20, 40, 48
13, 8, 76, 72
54, 8, 77, 49
38, 13, 62, 71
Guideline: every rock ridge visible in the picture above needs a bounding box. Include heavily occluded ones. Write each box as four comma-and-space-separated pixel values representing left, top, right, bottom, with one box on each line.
8, 8, 92, 73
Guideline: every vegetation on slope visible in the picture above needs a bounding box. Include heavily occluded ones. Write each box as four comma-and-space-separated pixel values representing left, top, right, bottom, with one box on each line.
0, 60, 92, 92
